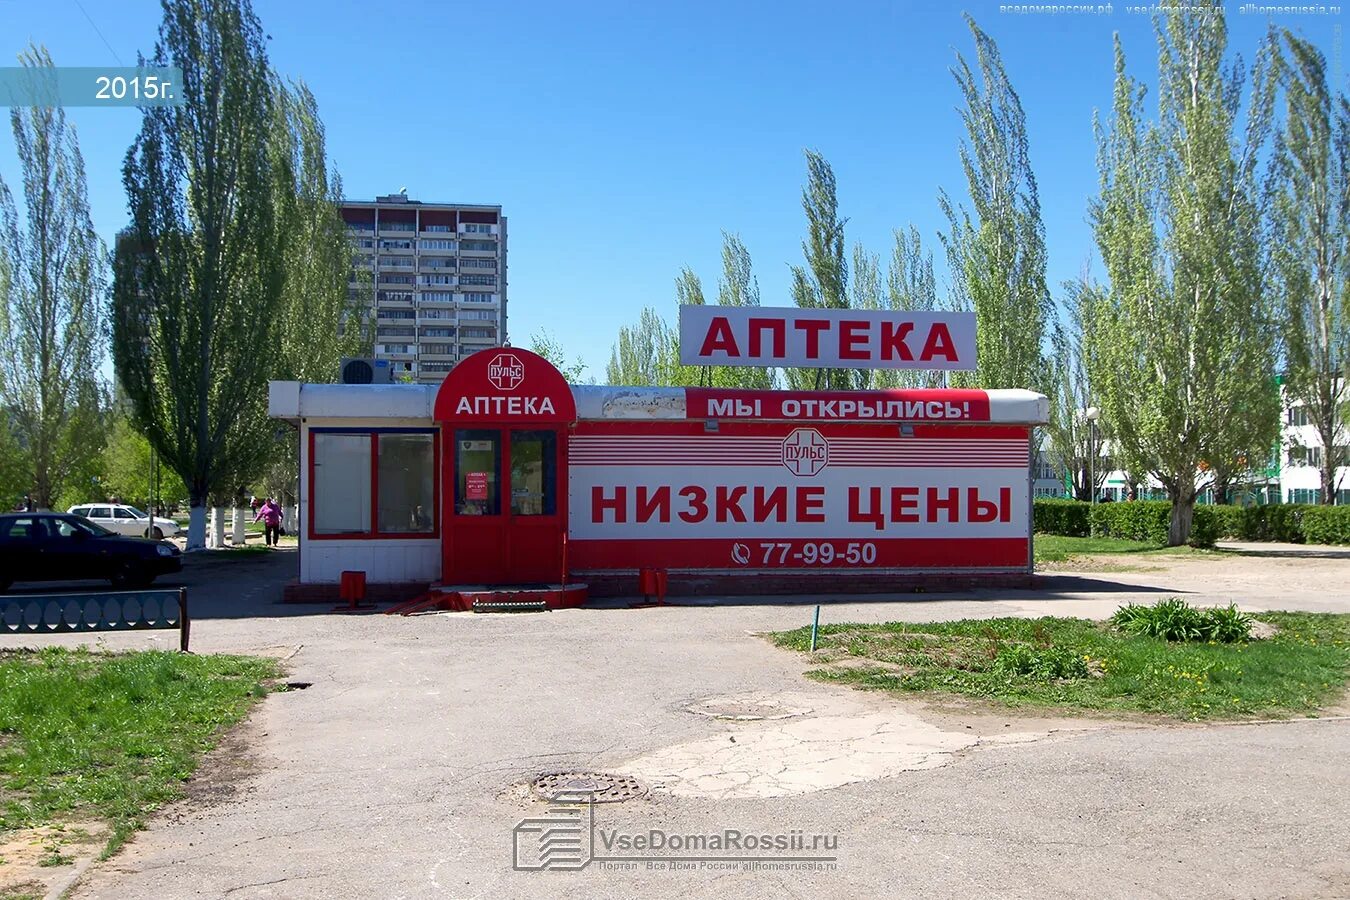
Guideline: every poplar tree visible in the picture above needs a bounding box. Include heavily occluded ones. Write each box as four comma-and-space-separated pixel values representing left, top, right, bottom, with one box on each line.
714, 232, 774, 389
884, 225, 943, 390
1046, 277, 1108, 501
788, 149, 852, 391
113, 0, 284, 549
1271, 32, 1350, 504
605, 307, 678, 386
0, 44, 107, 510
1091, 10, 1279, 544
850, 243, 883, 389
940, 15, 1051, 394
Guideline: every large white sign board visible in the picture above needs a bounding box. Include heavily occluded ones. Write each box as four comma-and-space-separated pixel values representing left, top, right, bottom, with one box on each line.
678, 305, 977, 370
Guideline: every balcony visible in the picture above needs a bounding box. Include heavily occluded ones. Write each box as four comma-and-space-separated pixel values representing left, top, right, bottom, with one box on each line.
378, 223, 417, 237
419, 262, 457, 275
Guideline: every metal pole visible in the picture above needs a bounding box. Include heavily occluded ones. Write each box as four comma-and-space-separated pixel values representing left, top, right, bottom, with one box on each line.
809, 604, 820, 653
1089, 423, 1096, 508
178, 587, 190, 652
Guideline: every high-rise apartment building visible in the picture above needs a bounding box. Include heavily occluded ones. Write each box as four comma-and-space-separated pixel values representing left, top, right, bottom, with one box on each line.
341, 193, 506, 383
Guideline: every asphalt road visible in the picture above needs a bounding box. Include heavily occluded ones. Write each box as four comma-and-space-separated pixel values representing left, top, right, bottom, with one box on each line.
2, 546, 1347, 899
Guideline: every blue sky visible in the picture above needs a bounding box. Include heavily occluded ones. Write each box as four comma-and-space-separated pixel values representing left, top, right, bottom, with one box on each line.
1, 1, 1344, 379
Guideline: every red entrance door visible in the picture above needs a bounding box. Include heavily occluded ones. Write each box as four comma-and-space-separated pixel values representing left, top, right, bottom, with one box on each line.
444, 426, 566, 585
433, 348, 578, 587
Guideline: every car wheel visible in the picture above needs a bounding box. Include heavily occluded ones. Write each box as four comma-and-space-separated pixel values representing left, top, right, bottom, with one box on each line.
110, 563, 151, 590
145, 526, 164, 540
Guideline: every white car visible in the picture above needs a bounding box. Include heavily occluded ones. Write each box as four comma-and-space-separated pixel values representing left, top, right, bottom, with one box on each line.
67, 503, 181, 540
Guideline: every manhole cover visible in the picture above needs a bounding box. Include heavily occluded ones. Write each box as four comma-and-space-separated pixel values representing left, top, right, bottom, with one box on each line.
531, 772, 646, 803
685, 696, 812, 721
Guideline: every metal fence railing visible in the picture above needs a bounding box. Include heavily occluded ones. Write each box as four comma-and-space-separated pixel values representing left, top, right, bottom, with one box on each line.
1, 587, 190, 651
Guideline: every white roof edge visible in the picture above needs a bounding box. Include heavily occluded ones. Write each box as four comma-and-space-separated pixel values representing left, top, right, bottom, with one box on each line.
268, 381, 1048, 425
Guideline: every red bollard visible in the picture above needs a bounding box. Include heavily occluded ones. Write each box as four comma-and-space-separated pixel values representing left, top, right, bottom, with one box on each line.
637, 567, 668, 606
336, 570, 373, 612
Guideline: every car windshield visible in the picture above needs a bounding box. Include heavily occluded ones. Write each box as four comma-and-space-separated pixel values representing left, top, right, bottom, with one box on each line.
122, 506, 147, 519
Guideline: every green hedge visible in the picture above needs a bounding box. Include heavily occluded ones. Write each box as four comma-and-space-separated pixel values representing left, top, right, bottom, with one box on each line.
1032, 499, 1350, 545
1301, 506, 1350, 545
1032, 498, 1090, 537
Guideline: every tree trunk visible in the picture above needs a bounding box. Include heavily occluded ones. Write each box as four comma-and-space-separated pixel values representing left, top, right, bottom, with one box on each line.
187, 505, 207, 551
231, 507, 246, 545
210, 507, 226, 549
1168, 496, 1196, 546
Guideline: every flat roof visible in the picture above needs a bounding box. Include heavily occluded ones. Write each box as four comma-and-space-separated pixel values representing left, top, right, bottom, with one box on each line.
270, 383, 1048, 425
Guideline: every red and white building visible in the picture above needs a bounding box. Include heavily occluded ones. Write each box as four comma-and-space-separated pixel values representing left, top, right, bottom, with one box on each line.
270, 347, 1049, 603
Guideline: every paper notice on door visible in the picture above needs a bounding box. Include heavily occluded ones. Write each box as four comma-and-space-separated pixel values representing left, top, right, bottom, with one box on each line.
465, 471, 489, 500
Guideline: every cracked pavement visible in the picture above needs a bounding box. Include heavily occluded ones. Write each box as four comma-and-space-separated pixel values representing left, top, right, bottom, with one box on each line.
2, 545, 1348, 898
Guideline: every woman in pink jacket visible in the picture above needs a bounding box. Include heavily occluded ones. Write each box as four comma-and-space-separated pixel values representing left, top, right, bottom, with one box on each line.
254, 497, 283, 547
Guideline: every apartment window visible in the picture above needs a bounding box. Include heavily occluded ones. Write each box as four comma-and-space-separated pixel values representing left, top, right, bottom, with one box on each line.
422, 361, 454, 373
380, 274, 414, 285
378, 291, 414, 303
377, 326, 415, 338
310, 430, 437, 538
422, 257, 456, 269
377, 309, 415, 320
463, 292, 496, 303
1289, 445, 1324, 468
421, 343, 455, 355
1288, 406, 1311, 427
462, 223, 494, 234
379, 344, 413, 354
381, 221, 415, 232
420, 274, 455, 285
1288, 488, 1323, 504
422, 239, 456, 250
423, 327, 455, 338
461, 326, 496, 338
380, 239, 413, 250
460, 274, 497, 286
422, 224, 452, 233
460, 257, 497, 270
461, 309, 497, 320
346, 223, 374, 232
381, 257, 414, 267
460, 240, 497, 251
421, 309, 454, 319
421, 292, 454, 303
355, 238, 374, 249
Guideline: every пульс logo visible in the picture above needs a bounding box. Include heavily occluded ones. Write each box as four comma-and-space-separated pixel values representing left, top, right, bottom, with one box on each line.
780, 428, 828, 476
487, 352, 526, 391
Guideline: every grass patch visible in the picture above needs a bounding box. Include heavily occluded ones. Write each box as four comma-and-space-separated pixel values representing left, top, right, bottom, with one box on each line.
0, 648, 280, 857
770, 611, 1350, 721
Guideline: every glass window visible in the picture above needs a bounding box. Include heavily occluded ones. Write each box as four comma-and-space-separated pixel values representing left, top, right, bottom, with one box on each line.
88, 506, 110, 519
455, 429, 501, 516
510, 431, 557, 516
313, 433, 372, 534
71, 507, 89, 517
115, 507, 139, 518
378, 434, 435, 533
5, 517, 36, 539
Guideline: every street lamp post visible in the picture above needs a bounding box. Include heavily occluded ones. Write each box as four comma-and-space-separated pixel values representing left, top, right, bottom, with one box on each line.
1085, 407, 1101, 506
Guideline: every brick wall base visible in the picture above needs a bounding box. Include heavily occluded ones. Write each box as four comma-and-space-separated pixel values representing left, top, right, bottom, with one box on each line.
583, 571, 1035, 599
283, 580, 430, 605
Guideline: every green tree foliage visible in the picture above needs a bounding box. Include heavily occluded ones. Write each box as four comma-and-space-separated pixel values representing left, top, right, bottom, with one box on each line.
1090, 9, 1280, 544
879, 225, 942, 390
529, 328, 588, 383
100, 413, 188, 511
940, 15, 1051, 393
1271, 32, 1350, 505
711, 233, 774, 389
605, 307, 679, 386
0, 44, 108, 510
1046, 277, 1109, 501
788, 149, 852, 390
112, 0, 285, 549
